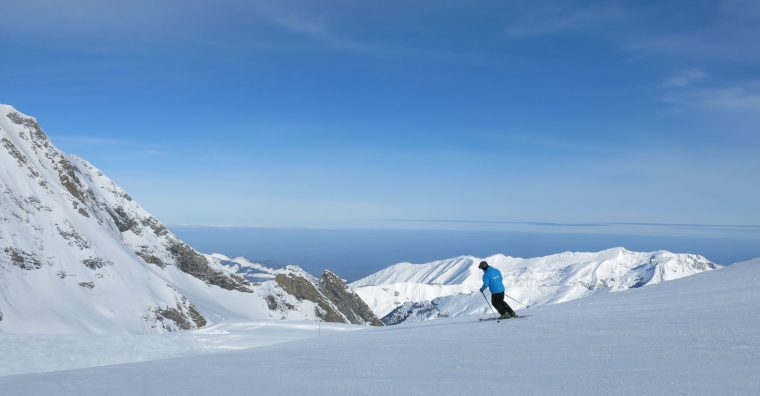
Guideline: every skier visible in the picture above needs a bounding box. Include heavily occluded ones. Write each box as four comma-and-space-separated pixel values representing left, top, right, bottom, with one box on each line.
479, 260, 517, 319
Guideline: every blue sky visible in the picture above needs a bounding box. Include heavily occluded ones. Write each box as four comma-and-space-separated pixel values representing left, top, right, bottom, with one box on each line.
2, 0, 759, 230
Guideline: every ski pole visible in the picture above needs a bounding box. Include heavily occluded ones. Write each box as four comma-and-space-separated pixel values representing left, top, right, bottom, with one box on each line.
504, 293, 530, 309
480, 290, 498, 315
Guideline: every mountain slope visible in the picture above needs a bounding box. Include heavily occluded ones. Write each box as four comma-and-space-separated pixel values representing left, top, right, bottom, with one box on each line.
3, 256, 757, 395
351, 247, 719, 323
0, 104, 379, 333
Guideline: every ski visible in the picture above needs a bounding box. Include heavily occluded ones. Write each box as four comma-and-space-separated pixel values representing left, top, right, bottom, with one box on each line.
478, 315, 527, 322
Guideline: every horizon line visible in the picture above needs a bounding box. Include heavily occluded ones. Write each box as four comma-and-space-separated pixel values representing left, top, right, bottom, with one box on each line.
166, 221, 760, 230
384, 219, 760, 230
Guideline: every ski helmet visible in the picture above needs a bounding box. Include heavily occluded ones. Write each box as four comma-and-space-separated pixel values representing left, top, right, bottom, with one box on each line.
478, 261, 488, 270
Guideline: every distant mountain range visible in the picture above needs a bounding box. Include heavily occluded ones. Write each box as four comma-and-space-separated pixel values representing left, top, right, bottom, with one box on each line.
351, 248, 720, 324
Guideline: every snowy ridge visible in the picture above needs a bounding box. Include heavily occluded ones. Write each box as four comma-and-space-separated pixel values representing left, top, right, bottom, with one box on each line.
0, 104, 379, 334
351, 247, 720, 323
213, 254, 277, 283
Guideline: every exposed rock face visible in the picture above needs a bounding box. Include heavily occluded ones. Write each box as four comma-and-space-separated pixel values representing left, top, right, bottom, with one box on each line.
3, 247, 42, 270
108, 206, 139, 233
169, 242, 251, 293
382, 301, 445, 325
319, 271, 383, 326
275, 273, 347, 323
273, 269, 383, 326
155, 298, 207, 331
135, 248, 165, 267
82, 257, 112, 270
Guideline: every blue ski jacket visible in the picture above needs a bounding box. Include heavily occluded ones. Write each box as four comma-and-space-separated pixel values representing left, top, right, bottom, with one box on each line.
480, 266, 505, 293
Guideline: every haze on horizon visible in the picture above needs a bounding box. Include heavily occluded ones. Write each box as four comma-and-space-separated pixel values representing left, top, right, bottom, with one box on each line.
2, 0, 759, 231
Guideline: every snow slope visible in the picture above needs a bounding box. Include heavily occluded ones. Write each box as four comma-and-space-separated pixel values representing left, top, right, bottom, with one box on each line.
0, 320, 360, 377
3, 257, 758, 395
351, 248, 719, 322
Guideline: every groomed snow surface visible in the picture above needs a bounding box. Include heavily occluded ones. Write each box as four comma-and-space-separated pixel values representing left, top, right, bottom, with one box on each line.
0, 321, 362, 377
2, 259, 759, 395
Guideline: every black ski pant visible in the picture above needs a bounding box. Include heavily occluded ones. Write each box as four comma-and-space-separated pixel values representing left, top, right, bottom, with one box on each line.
491, 292, 516, 316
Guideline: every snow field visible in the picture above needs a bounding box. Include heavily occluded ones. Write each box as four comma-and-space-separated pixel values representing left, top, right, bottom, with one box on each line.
0, 321, 361, 377
2, 259, 758, 395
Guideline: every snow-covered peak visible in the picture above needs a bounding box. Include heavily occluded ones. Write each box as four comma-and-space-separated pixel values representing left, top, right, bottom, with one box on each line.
0, 104, 23, 119
352, 255, 479, 287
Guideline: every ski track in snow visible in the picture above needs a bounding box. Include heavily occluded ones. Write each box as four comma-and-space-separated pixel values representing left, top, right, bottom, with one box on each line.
2, 259, 759, 395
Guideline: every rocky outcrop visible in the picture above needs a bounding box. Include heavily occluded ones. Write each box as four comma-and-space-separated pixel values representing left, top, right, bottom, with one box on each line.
275, 273, 346, 323
319, 271, 384, 326
3, 247, 42, 270
381, 301, 446, 325
7, 112, 88, 204
107, 206, 139, 233
78, 281, 95, 289
82, 257, 112, 270
169, 242, 251, 293
151, 294, 208, 332
273, 270, 383, 326
155, 304, 207, 331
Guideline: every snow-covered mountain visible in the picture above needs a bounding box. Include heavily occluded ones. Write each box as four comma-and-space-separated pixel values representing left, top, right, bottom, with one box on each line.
351, 248, 720, 324
0, 104, 379, 334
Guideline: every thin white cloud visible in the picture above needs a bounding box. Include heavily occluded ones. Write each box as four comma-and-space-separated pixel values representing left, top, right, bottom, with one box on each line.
257, 7, 494, 63
664, 68, 708, 88
272, 14, 328, 36
662, 83, 760, 114
505, 3, 624, 38
624, 29, 760, 63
